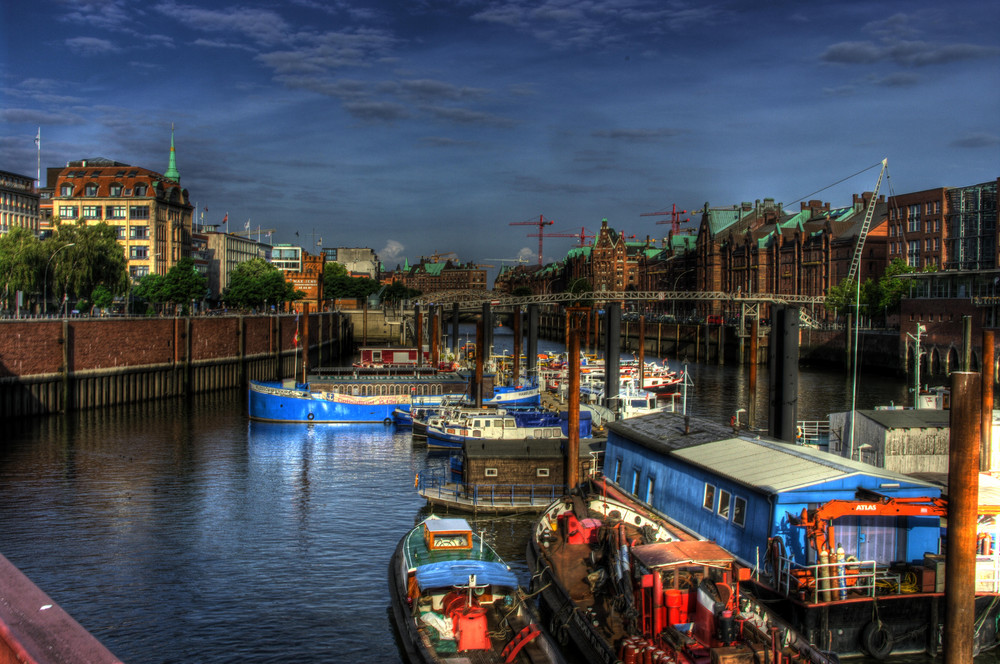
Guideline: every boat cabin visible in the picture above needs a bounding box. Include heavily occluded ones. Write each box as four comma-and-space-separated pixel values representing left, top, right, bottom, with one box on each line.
422, 518, 474, 552
604, 411, 942, 570
358, 347, 428, 367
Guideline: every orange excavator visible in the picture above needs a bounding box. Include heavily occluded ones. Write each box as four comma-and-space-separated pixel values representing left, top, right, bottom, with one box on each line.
796, 493, 947, 557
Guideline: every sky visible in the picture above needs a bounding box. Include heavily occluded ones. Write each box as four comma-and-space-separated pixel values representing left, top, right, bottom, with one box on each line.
1, 0, 998, 281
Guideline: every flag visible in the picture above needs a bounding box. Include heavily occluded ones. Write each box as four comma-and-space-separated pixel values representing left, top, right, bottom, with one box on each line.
222, 213, 228, 224
293, 329, 299, 347
244, 219, 250, 231
34, 128, 40, 147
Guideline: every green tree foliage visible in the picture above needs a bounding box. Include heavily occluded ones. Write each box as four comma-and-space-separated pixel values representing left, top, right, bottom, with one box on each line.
133, 258, 208, 314
0, 227, 44, 309
91, 285, 115, 311
383, 281, 421, 304
512, 286, 533, 297
222, 258, 303, 310
325, 261, 348, 278
824, 278, 857, 316
324, 273, 382, 301
49, 223, 128, 303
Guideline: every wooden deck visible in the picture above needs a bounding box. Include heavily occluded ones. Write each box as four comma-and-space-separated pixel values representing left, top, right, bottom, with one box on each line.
419, 482, 564, 514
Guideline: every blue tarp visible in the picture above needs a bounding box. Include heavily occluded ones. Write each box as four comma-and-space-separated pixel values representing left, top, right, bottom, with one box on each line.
415, 560, 517, 591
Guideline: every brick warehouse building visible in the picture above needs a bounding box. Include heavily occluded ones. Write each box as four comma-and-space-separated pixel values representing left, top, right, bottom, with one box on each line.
50, 131, 192, 279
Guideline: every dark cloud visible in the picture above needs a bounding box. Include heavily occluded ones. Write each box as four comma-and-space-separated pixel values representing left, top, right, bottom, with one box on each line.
951, 133, 1000, 149
342, 100, 410, 122
591, 128, 685, 141
422, 105, 515, 128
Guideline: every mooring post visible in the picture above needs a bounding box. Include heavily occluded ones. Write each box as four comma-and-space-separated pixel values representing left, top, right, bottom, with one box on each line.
414, 305, 422, 367
474, 316, 484, 408
984, 329, 995, 472
748, 317, 759, 429
512, 307, 522, 385
527, 304, 539, 380
946, 371, 980, 664
567, 323, 581, 489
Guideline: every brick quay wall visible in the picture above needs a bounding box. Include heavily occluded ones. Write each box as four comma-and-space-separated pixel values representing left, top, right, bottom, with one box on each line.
0, 312, 351, 418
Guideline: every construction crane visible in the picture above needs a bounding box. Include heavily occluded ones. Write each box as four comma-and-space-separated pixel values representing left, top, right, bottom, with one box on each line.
485, 257, 530, 264
510, 215, 555, 265
531, 226, 595, 249
845, 158, 888, 285
427, 251, 458, 263
641, 204, 689, 234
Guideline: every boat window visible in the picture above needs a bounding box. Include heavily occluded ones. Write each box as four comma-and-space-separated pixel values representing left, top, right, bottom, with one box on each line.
614, 458, 622, 484
485, 468, 498, 477
733, 496, 747, 527
537, 468, 550, 477
646, 476, 655, 503
631, 469, 640, 495
718, 489, 731, 519
703, 484, 716, 511
504, 419, 516, 428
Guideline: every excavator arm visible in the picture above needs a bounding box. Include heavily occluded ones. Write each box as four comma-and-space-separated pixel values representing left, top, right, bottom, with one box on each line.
797, 496, 947, 556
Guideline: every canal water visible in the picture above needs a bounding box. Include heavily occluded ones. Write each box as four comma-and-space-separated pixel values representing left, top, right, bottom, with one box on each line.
0, 328, 959, 664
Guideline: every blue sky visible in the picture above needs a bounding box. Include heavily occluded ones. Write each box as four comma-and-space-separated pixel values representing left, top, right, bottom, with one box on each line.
1, 0, 998, 277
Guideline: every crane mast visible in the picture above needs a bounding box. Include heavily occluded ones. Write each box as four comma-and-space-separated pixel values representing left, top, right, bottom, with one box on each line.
845, 158, 888, 286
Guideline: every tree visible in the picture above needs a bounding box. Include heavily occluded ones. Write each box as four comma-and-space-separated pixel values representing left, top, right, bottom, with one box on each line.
512, 286, 533, 297
222, 258, 303, 310
49, 223, 128, 305
0, 227, 44, 311
383, 281, 421, 304
91, 285, 115, 311
324, 273, 382, 301
160, 258, 208, 313
825, 278, 858, 319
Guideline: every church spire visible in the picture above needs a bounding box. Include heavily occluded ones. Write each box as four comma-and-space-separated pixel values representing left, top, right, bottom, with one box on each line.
164, 123, 180, 183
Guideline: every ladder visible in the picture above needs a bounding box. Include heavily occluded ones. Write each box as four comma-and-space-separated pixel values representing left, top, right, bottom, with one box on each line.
845, 158, 888, 285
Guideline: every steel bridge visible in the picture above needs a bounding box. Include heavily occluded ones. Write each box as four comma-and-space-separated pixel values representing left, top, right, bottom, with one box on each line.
413, 289, 827, 310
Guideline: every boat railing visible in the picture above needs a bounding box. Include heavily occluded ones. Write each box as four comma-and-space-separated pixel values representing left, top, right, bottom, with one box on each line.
773, 553, 880, 603
418, 471, 565, 509
795, 420, 830, 446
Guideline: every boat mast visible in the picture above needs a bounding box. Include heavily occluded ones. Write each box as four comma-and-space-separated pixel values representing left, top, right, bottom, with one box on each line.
847, 158, 888, 460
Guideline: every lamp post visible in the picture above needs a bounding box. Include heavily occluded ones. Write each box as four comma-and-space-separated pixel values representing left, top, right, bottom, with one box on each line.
907, 323, 926, 408
43, 243, 75, 316
670, 269, 694, 318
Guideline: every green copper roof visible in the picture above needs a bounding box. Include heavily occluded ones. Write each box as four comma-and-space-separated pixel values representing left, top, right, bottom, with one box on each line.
164, 125, 180, 183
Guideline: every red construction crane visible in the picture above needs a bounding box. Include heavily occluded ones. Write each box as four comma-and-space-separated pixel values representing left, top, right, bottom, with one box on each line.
532, 226, 595, 248
641, 204, 689, 234
510, 215, 555, 265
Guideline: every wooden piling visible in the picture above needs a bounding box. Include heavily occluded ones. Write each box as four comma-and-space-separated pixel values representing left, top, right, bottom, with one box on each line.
946, 371, 980, 664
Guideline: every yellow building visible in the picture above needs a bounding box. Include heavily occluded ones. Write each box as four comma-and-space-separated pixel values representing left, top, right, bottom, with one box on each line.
51, 130, 192, 279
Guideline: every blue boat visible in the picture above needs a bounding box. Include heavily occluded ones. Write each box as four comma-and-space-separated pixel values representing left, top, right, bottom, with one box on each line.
388, 516, 566, 663
249, 365, 541, 424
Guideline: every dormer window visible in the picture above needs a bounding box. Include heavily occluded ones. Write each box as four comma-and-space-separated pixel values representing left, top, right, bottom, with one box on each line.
85, 183, 98, 196
110, 183, 123, 197
133, 184, 147, 196
60, 184, 74, 197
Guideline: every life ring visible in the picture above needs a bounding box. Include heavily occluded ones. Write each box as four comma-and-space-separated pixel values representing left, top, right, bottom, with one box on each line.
307, 413, 315, 421
860, 621, 894, 659
384, 417, 392, 425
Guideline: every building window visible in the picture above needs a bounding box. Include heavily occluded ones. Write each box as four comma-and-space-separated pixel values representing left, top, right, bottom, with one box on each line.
60, 184, 74, 197
907, 240, 920, 267
733, 496, 747, 527
703, 483, 716, 511
82, 205, 102, 219
133, 184, 147, 196
614, 458, 622, 484
110, 183, 123, 197
84, 183, 98, 197
536, 468, 549, 477
645, 477, 655, 503
129, 245, 148, 259
129, 206, 150, 220
130, 265, 149, 278
107, 205, 127, 219
631, 469, 640, 495
58, 205, 77, 219
130, 225, 149, 239
115, 226, 126, 239
717, 489, 731, 519
484, 468, 498, 477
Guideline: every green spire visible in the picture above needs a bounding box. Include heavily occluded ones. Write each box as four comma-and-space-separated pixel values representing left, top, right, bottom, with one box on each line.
164, 124, 180, 183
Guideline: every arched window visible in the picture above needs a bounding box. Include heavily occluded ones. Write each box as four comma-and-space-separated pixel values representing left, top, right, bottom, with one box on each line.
110, 183, 123, 197
60, 183, 74, 197
84, 182, 98, 196
133, 184, 147, 197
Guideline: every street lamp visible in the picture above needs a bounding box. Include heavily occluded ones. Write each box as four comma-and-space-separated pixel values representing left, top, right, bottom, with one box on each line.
43, 243, 75, 316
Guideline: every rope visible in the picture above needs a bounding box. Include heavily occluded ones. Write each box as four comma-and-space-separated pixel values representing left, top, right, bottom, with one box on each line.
784, 161, 885, 208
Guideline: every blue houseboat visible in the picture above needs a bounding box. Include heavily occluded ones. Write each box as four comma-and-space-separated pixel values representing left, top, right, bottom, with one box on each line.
602, 410, 1000, 659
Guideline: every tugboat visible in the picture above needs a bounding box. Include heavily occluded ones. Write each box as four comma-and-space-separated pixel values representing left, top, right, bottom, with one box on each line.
389, 515, 566, 664
527, 478, 833, 664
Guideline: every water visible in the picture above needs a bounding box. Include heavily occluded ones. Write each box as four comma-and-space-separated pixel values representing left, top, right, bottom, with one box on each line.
0, 330, 935, 663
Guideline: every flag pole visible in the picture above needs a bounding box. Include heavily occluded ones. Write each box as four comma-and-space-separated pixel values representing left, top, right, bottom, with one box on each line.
35, 127, 41, 189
